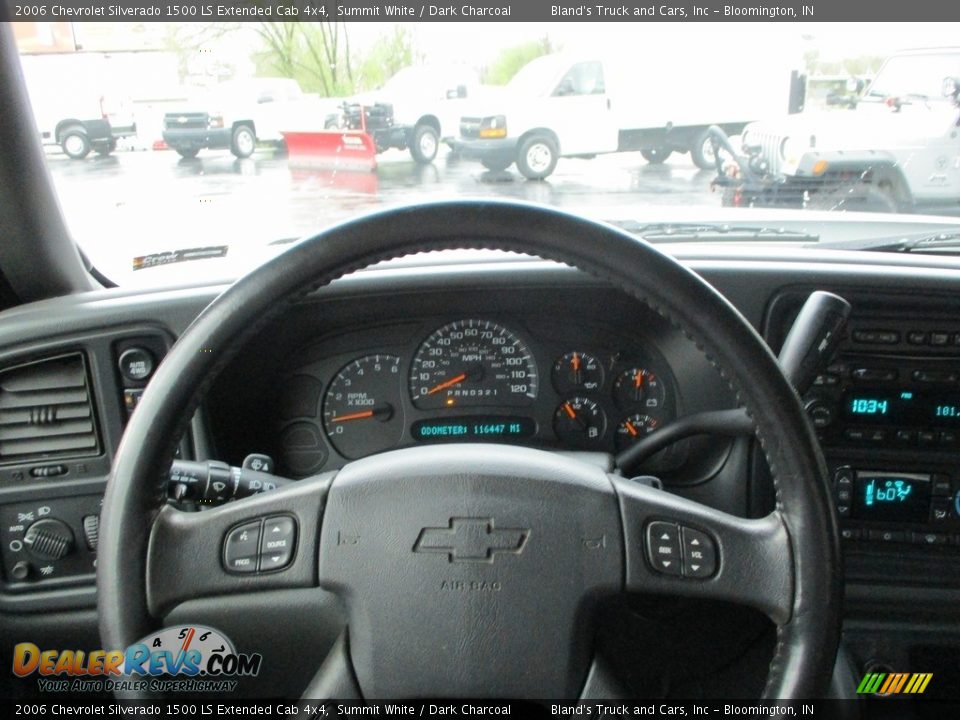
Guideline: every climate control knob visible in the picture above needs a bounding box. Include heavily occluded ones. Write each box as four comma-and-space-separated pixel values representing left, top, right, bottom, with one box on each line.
23, 518, 75, 561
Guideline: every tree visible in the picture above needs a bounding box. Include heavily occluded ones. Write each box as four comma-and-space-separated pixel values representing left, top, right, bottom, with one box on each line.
253, 22, 354, 96
484, 37, 554, 85
354, 26, 417, 91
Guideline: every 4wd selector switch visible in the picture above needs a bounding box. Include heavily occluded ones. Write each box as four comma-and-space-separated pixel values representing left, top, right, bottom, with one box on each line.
23, 518, 75, 561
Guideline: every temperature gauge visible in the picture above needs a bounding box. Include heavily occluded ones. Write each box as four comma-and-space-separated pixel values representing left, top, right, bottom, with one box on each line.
613, 368, 665, 411
615, 413, 660, 452
554, 397, 607, 449
552, 351, 604, 394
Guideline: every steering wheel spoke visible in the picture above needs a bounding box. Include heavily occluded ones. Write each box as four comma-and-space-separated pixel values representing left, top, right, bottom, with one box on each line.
613, 475, 793, 624
146, 471, 333, 616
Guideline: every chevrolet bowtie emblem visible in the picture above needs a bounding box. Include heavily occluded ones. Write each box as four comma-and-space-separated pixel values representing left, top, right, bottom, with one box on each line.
414, 518, 529, 563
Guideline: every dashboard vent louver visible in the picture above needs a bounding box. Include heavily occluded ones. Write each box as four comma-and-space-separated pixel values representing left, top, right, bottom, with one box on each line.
0, 353, 100, 464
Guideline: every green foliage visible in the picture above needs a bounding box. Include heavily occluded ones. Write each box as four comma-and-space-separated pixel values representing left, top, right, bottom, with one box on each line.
483, 37, 554, 85
252, 22, 355, 97
354, 27, 418, 91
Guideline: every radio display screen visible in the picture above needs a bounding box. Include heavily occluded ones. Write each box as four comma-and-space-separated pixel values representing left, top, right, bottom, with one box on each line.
853, 471, 931, 522
843, 389, 960, 426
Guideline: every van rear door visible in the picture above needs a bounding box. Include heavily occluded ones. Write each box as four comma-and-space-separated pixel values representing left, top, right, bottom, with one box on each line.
547, 61, 618, 156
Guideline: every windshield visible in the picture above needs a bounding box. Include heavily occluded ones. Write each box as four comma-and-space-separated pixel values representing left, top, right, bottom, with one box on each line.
14, 20, 960, 287
866, 52, 960, 100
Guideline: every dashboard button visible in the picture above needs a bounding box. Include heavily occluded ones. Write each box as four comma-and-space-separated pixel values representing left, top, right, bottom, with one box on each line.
836, 503, 851, 518
912, 532, 947, 545
895, 429, 916, 444
646, 521, 681, 575
118, 347, 155, 382
260, 516, 297, 572
840, 527, 861, 541
933, 477, 953, 496
918, 430, 938, 446
868, 529, 906, 543
907, 331, 928, 345
681, 527, 716, 578
930, 499, 952, 523
224, 521, 261, 574
913, 369, 958, 383
930, 332, 950, 346
851, 368, 898, 382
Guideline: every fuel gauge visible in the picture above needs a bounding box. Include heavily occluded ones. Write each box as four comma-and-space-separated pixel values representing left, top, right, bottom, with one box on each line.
554, 397, 607, 449
552, 351, 604, 394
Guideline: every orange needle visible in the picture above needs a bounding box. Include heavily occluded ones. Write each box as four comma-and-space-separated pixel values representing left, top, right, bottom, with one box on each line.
331, 410, 374, 423
427, 372, 467, 395
625, 421, 638, 437
563, 402, 577, 419
634, 371, 644, 389
571, 353, 581, 372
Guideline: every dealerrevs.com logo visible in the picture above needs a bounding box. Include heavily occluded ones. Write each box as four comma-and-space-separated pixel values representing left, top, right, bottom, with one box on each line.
12, 625, 262, 693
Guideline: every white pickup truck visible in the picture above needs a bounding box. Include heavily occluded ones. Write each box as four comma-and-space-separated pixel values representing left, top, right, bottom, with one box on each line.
714, 47, 960, 214
162, 79, 332, 159
452, 50, 804, 179
327, 65, 484, 164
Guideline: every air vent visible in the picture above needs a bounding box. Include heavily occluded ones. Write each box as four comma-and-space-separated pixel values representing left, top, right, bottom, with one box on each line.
0, 353, 100, 464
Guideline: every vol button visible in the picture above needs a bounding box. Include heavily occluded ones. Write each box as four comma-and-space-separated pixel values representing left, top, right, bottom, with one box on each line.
682, 527, 717, 578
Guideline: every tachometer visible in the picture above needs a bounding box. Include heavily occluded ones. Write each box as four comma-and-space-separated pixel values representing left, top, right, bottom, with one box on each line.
409, 319, 538, 409
323, 355, 404, 459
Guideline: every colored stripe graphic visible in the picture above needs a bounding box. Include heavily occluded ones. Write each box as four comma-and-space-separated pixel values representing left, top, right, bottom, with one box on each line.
857, 672, 932, 695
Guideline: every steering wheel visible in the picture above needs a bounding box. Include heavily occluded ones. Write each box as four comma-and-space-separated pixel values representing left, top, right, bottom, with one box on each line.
98, 200, 841, 699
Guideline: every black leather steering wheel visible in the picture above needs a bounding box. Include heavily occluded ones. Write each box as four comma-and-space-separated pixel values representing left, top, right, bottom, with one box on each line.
98, 200, 841, 699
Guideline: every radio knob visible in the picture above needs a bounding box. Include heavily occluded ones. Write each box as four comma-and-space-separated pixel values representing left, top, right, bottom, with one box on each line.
23, 518, 75, 561
805, 399, 835, 429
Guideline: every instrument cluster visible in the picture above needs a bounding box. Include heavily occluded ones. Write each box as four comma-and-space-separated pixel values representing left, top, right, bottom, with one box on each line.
275, 317, 679, 475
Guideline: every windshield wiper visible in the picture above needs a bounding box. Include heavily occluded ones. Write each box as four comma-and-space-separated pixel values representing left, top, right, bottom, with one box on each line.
813, 229, 960, 254
610, 220, 819, 243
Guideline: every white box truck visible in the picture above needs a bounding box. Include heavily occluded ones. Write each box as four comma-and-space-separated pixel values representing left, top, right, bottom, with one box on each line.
19, 53, 137, 159
453, 49, 805, 179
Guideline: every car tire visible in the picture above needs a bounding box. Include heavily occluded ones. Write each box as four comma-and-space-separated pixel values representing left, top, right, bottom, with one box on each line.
516, 135, 558, 180
410, 124, 440, 165
175, 148, 199, 159
60, 126, 91, 160
640, 147, 672, 164
480, 156, 513, 172
231, 125, 257, 159
690, 130, 718, 171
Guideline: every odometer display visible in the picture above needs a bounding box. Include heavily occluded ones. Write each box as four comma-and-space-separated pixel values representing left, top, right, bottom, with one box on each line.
409, 319, 538, 409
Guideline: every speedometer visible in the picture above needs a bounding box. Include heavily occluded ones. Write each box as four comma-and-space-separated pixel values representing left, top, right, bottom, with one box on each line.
409, 319, 538, 409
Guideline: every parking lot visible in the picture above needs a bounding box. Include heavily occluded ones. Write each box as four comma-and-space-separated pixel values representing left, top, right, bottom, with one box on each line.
46, 144, 722, 277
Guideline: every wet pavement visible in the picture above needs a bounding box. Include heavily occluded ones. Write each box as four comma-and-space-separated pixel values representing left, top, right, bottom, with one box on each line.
44, 144, 722, 282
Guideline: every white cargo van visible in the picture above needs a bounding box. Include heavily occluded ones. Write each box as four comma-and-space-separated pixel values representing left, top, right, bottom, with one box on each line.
453, 50, 804, 179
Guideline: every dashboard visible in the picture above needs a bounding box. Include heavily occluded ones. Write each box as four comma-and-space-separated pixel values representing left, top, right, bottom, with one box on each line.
273, 314, 682, 475
4, 247, 960, 700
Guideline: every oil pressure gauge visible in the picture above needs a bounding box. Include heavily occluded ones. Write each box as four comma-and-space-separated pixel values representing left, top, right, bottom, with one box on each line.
552, 351, 604, 394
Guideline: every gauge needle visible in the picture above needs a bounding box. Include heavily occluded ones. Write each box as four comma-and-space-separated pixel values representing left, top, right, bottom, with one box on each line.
624, 421, 639, 437
331, 405, 393, 423
426, 372, 468, 395
571, 353, 581, 383
563, 402, 587, 429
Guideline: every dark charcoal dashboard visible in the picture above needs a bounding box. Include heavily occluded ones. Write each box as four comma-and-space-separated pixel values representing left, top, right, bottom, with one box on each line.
3, 250, 960, 700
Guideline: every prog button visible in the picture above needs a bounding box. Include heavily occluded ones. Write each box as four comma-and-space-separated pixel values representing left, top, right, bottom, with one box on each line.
223, 520, 261, 574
